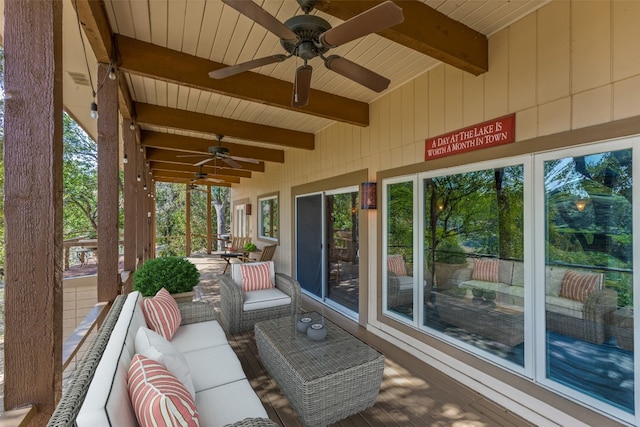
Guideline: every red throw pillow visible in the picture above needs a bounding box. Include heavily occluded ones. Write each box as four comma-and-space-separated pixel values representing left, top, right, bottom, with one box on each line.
127, 354, 200, 427
559, 270, 599, 302
387, 254, 407, 276
240, 263, 274, 292
472, 259, 499, 282
142, 288, 182, 340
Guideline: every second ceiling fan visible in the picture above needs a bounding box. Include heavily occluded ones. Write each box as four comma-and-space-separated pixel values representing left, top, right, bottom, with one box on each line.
209, 0, 405, 107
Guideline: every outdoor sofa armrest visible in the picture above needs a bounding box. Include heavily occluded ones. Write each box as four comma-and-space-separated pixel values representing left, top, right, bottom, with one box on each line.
583, 288, 618, 324
274, 272, 301, 312
178, 301, 217, 325
47, 294, 128, 427
219, 274, 244, 332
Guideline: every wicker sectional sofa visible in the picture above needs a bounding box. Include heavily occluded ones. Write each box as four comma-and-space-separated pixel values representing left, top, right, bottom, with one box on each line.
48, 291, 276, 427
451, 259, 617, 344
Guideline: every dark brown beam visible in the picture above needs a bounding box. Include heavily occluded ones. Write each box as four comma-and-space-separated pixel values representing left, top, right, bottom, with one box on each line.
141, 131, 284, 163
136, 103, 314, 150
116, 35, 369, 127
154, 170, 241, 184
146, 148, 265, 172
316, 0, 488, 75
150, 161, 252, 179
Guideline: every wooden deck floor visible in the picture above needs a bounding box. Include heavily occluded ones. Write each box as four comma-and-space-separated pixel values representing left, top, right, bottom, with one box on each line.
193, 255, 534, 427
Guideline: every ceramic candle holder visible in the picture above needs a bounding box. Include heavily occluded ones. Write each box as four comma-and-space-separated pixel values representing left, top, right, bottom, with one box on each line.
307, 323, 327, 341
296, 316, 313, 333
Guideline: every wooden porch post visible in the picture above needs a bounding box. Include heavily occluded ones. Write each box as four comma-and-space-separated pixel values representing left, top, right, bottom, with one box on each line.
97, 62, 120, 302
150, 181, 157, 258
136, 149, 146, 264
186, 184, 192, 256
3, 0, 63, 420
123, 123, 138, 275
207, 188, 213, 254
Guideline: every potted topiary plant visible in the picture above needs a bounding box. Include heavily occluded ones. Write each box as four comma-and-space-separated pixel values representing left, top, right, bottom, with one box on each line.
133, 256, 200, 302
434, 239, 469, 291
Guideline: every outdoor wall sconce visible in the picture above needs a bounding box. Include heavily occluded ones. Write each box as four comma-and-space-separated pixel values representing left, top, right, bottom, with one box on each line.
246, 204, 252, 215
575, 199, 587, 212
360, 182, 377, 209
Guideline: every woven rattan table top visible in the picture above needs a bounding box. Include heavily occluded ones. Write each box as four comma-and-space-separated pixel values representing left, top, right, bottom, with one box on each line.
254, 313, 383, 382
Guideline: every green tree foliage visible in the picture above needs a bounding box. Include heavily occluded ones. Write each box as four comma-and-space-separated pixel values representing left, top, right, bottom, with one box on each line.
63, 113, 99, 238
156, 182, 187, 256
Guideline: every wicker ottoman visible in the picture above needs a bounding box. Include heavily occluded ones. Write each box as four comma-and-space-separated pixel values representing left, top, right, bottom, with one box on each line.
612, 307, 634, 351
255, 313, 384, 427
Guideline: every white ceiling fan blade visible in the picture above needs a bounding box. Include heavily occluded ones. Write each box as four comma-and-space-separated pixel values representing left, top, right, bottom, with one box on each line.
230, 155, 260, 164
194, 157, 215, 167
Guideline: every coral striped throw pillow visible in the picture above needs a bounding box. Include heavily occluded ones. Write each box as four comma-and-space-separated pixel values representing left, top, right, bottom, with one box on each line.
128, 354, 200, 427
387, 254, 407, 276
559, 270, 600, 302
240, 263, 274, 292
142, 288, 182, 341
472, 259, 499, 282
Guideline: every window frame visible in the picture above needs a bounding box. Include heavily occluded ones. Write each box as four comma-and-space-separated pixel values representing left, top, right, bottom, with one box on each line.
257, 192, 279, 244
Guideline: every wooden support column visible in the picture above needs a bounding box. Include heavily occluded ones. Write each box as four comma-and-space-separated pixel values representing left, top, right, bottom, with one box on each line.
150, 181, 157, 258
3, 0, 63, 420
97, 62, 120, 302
186, 184, 192, 256
136, 149, 145, 264
207, 188, 212, 254
123, 122, 138, 277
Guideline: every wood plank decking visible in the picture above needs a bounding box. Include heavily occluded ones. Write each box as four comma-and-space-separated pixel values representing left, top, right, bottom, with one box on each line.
193, 255, 534, 427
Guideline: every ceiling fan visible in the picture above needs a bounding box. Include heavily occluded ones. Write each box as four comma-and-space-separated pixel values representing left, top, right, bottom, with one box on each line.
192, 166, 225, 184
209, 0, 404, 107
177, 134, 260, 169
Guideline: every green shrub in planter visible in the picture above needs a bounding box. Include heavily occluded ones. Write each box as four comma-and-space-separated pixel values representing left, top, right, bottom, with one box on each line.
133, 256, 200, 297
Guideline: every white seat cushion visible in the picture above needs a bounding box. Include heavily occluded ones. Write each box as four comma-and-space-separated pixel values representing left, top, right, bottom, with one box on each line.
395, 275, 414, 290
546, 295, 585, 319
243, 288, 291, 312
195, 379, 269, 427
182, 345, 246, 392
170, 320, 228, 353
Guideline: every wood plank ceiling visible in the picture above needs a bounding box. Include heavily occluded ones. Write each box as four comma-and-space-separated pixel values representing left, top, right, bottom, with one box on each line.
66, 0, 548, 187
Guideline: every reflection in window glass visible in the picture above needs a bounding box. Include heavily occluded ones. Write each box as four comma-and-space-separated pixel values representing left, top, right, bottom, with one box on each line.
385, 180, 414, 320
258, 195, 278, 241
544, 149, 633, 413
422, 166, 525, 367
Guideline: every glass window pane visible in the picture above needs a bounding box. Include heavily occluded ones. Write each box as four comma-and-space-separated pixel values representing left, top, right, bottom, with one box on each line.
385, 180, 415, 320
544, 149, 634, 413
423, 166, 525, 367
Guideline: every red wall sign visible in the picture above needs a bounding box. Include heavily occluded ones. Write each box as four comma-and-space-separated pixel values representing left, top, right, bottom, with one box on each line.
425, 114, 516, 161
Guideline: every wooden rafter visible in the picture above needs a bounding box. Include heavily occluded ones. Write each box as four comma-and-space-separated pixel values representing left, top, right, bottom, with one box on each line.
154, 175, 232, 187
136, 103, 313, 150
141, 131, 285, 163
153, 170, 241, 184
316, 0, 488, 76
116, 35, 369, 127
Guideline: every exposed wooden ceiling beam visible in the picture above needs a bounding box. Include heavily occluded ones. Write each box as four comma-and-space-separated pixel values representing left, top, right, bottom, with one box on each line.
153, 170, 241, 184
116, 35, 369, 127
141, 131, 285, 163
316, 0, 488, 75
146, 148, 266, 173
136, 103, 313, 150
150, 161, 252, 179
72, 0, 112, 63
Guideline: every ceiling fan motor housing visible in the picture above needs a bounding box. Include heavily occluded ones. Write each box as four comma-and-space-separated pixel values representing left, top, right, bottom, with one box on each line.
208, 145, 230, 155
281, 15, 331, 59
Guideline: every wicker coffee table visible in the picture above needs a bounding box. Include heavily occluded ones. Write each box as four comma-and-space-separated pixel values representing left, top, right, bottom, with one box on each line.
254, 313, 384, 427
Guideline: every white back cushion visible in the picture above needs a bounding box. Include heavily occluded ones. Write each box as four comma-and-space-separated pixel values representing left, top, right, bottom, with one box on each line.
231, 261, 275, 287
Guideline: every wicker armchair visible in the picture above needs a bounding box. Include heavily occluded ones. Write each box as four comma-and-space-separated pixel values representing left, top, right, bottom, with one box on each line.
219, 268, 301, 334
